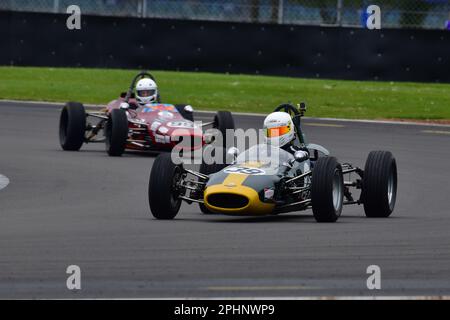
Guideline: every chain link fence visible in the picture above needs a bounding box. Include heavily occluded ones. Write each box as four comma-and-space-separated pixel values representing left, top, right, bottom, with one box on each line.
1, 0, 450, 29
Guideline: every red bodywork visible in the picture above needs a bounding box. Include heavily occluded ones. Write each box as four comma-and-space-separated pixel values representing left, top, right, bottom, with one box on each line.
105, 98, 204, 151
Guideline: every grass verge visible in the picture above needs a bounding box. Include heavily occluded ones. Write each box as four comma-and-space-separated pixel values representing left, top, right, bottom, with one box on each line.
1, 66, 449, 120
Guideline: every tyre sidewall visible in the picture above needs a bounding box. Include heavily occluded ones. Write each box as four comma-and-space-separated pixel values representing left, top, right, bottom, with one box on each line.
149, 153, 182, 219
363, 151, 397, 217
106, 109, 128, 156
311, 156, 344, 222
213, 111, 235, 149
59, 102, 86, 151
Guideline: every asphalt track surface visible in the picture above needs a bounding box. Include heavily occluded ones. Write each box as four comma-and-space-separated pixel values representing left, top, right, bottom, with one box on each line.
1, 100, 450, 299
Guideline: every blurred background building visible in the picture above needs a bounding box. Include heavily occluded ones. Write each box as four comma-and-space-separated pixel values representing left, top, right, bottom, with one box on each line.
1, 0, 450, 29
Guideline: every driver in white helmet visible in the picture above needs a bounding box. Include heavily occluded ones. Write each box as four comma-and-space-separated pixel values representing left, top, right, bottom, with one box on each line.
263, 111, 303, 154
121, 78, 159, 110
135, 78, 158, 107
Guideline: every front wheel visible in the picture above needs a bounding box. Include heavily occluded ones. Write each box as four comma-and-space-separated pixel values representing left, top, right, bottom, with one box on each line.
149, 153, 183, 219
362, 151, 397, 218
175, 104, 194, 122
105, 109, 128, 156
311, 156, 344, 222
59, 102, 86, 151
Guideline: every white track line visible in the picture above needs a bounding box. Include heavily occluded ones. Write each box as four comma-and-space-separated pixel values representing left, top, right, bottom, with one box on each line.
304, 122, 345, 128
422, 130, 450, 135
0, 174, 10, 191
2, 99, 450, 128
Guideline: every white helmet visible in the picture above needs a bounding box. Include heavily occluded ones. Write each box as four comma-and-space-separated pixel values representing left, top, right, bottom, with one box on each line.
135, 78, 158, 105
263, 112, 295, 147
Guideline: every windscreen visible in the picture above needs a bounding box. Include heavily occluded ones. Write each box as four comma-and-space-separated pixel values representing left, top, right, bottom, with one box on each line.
235, 144, 293, 173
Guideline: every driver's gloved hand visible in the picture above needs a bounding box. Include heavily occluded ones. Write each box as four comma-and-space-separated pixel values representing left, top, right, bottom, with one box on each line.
120, 102, 139, 110
119, 102, 130, 110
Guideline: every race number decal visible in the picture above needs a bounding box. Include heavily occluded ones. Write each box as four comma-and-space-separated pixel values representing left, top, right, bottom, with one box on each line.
167, 121, 194, 128
224, 166, 266, 175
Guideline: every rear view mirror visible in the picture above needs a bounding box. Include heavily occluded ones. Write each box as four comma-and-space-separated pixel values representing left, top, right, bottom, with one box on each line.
227, 147, 240, 164
298, 102, 306, 116
203, 132, 214, 144
294, 150, 309, 162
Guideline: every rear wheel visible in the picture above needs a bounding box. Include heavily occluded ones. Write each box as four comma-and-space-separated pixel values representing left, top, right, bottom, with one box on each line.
149, 153, 182, 219
311, 157, 344, 222
175, 104, 194, 122
198, 145, 231, 214
59, 102, 86, 151
213, 111, 235, 148
200, 111, 235, 212
199, 146, 230, 176
362, 151, 397, 218
199, 204, 211, 214
105, 109, 128, 156
199, 145, 228, 214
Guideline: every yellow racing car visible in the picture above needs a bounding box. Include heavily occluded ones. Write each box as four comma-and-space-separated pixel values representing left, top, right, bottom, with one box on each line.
148, 103, 397, 222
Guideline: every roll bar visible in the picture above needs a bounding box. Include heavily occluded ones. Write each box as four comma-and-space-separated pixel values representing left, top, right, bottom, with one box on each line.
274, 102, 307, 145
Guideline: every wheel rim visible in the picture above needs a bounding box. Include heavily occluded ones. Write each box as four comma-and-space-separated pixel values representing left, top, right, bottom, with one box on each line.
387, 167, 396, 209
388, 171, 394, 203
332, 169, 343, 212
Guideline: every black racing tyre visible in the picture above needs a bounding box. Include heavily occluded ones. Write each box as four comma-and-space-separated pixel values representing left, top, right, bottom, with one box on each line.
105, 109, 128, 156
362, 151, 397, 218
213, 111, 235, 148
199, 203, 212, 214
311, 156, 344, 223
198, 145, 231, 214
198, 199, 213, 214
175, 104, 194, 122
59, 102, 86, 151
149, 153, 182, 219
199, 148, 217, 214
199, 145, 231, 176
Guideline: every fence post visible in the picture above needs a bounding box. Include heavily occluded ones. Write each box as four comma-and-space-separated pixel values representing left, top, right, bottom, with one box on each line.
336, 0, 343, 26
53, 0, 60, 13
278, 0, 284, 24
142, 0, 147, 18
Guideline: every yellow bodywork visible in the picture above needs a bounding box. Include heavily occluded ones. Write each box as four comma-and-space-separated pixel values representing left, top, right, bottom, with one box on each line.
203, 173, 275, 215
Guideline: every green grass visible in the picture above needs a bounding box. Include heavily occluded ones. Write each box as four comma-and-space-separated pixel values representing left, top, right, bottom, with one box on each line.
1, 66, 449, 120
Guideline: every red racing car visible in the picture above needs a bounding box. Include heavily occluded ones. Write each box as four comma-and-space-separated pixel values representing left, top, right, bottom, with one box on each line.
59, 71, 235, 156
